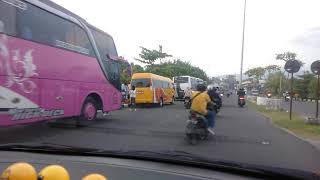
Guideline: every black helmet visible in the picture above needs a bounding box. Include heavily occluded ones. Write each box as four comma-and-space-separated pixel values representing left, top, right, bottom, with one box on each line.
197, 84, 207, 92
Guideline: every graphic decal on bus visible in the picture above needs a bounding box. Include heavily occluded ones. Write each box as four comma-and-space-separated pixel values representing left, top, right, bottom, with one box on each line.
8, 108, 64, 120
0, 34, 38, 93
0, 86, 38, 111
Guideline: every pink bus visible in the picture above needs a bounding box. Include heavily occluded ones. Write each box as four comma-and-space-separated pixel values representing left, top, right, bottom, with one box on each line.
0, 0, 131, 126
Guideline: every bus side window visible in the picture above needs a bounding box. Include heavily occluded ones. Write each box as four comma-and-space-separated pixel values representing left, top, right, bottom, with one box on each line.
154, 80, 158, 88
146, 80, 151, 87
161, 81, 164, 88
0, 1, 17, 35
156, 80, 161, 88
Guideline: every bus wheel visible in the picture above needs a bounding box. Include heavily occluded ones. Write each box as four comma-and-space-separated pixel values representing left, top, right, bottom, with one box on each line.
159, 98, 164, 107
78, 97, 98, 125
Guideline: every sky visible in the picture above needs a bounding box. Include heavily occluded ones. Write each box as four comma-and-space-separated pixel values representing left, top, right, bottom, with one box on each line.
51, 0, 320, 77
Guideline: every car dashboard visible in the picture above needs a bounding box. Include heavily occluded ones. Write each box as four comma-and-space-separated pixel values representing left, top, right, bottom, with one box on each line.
0, 150, 261, 180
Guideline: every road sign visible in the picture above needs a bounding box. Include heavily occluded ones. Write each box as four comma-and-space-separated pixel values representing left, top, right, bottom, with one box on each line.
284, 59, 301, 120
284, 60, 301, 73
311, 60, 320, 75
311, 60, 320, 119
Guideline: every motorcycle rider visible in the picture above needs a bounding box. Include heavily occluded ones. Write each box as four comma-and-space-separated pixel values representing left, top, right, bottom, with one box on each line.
207, 87, 222, 108
237, 87, 246, 104
184, 87, 193, 99
191, 84, 216, 135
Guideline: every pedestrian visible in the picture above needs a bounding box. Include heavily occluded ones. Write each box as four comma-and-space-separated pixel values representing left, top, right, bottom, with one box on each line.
129, 85, 136, 111
184, 87, 193, 99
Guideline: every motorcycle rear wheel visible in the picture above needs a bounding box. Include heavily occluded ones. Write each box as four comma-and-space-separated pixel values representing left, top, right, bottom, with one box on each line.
186, 134, 198, 145
199, 131, 209, 140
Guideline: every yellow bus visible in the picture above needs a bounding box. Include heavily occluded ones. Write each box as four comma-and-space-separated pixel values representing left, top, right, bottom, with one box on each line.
131, 73, 175, 106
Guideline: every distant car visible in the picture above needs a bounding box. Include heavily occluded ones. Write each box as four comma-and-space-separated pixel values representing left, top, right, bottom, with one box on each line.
251, 90, 259, 96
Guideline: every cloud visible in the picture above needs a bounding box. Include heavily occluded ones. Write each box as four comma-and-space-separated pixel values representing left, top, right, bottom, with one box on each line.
293, 27, 320, 48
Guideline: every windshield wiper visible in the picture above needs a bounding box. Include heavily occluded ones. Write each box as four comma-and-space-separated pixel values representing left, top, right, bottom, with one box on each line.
0, 143, 317, 180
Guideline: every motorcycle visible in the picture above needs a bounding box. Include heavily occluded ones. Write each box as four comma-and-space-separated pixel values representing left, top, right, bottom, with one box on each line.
185, 111, 209, 145
213, 104, 220, 114
238, 96, 245, 107
209, 100, 221, 114
184, 97, 191, 109
284, 95, 290, 102
267, 93, 272, 98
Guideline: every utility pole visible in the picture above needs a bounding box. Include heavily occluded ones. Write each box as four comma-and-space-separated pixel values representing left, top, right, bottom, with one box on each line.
239, 0, 247, 88
279, 71, 282, 96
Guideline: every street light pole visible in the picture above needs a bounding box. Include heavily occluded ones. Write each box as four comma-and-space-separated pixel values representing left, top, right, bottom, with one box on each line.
316, 74, 319, 118
239, 0, 247, 88
279, 71, 282, 96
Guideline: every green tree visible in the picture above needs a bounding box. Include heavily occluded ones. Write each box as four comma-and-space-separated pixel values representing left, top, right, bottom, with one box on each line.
145, 59, 209, 81
134, 45, 172, 66
265, 71, 288, 96
293, 71, 315, 100
131, 63, 144, 73
308, 78, 318, 99
265, 65, 280, 74
244, 67, 266, 80
275, 51, 304, 66
276, 52, 297, 62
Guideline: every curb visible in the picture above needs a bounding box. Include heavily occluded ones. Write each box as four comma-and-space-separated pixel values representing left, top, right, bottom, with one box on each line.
258, 112, 320, 152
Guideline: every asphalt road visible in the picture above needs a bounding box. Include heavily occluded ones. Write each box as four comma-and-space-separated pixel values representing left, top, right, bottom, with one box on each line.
1, 95, 320, 173
282, 100, 319, 117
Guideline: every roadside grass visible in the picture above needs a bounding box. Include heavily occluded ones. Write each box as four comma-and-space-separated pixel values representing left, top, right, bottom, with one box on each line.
247, 101, 320, 140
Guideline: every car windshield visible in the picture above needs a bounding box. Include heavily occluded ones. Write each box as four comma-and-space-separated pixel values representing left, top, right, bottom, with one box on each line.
131, 78, 151, 87
1, 0, 320, 177
174, 77, 188, 83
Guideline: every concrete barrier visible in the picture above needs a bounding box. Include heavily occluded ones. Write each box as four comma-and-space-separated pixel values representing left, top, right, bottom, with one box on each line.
246, 95, 257, 103
257, 97, 282, 110
257, 97, 267, 105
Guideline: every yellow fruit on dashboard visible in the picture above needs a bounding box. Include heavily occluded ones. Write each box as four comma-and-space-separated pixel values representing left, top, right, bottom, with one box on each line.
0, 162, 37, 180
38, 165, 70, 180
82, 173, 108, 180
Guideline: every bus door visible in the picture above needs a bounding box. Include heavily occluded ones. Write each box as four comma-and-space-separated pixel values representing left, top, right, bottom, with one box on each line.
103, 56, 131, 108
105, 55, 132, 90
102, 59, 121, 90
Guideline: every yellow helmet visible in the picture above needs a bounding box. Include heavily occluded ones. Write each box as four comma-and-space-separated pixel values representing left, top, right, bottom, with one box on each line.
38, 165, 70, 180
82, 174, 108, 180
0, 162, 37, 180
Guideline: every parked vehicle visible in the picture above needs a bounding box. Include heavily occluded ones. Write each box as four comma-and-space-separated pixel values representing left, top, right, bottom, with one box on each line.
0, 0, 131, 126
131, 73, 175, 107
173, 76, 204, 100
